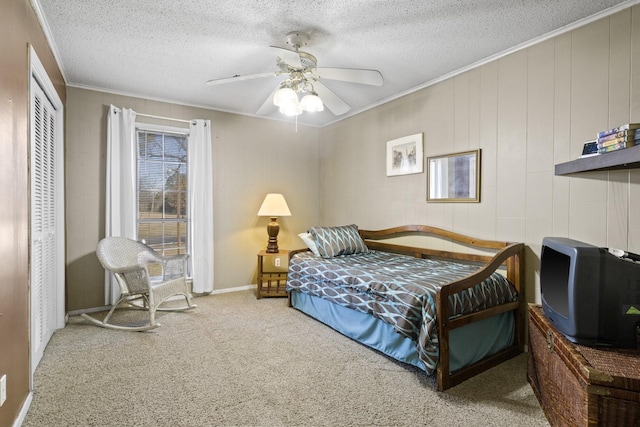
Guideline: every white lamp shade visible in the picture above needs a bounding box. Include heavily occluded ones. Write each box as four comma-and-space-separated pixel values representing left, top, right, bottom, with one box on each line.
257, 193, 291, 217
300, 92, 324, 112
273, 87, 298, 107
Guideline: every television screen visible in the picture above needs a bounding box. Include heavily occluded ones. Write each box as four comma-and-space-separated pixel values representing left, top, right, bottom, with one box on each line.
540, 245, 570, 318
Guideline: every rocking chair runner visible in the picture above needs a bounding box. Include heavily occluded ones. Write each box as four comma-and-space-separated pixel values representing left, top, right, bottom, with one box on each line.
82, 236, 196, 331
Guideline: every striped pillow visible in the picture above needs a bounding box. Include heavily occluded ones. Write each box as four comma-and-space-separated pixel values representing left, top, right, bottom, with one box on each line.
309, 224, 369, 258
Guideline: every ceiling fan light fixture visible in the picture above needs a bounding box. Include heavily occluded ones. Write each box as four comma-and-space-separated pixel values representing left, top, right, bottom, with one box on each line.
273, 86, 297, 107
208, 31, 383, 119
279, 102, 302, 116
299, 92, 323, 112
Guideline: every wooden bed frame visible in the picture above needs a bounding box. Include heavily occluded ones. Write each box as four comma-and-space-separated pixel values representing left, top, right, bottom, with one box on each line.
289, 224, 525, 391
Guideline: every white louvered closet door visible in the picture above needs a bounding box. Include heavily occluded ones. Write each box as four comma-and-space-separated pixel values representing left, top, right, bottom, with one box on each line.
30, 77, 58, 373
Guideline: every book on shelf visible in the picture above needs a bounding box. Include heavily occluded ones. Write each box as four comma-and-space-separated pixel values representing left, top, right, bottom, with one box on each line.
597, 123, 640, 138
598, 141, 635, 153
597, 129, 636, 143
597, 134, 640, 148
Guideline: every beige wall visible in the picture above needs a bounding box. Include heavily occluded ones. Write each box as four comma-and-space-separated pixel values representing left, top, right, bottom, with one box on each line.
318, 7, 640, 305
65, 87, 320, 310
0, 1, 66, 425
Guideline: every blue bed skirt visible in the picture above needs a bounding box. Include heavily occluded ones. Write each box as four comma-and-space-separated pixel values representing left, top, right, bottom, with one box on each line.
290, 291, 514, 373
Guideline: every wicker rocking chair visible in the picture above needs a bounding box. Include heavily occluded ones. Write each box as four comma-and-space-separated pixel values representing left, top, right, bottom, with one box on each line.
82, 236, 196, 331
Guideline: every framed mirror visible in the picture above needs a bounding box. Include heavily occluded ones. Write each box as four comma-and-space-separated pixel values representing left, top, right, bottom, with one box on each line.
427, 149, 480, 202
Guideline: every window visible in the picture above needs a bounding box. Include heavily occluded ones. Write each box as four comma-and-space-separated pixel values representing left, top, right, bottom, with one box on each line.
137, 127, 188, 260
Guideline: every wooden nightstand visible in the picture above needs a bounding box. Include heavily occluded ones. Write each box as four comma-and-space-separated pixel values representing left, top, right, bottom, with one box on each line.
256, 250, 289, 299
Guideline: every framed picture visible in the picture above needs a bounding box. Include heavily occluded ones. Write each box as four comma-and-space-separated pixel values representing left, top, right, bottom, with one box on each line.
427, 149, 481, 202
386, 133, 424, 176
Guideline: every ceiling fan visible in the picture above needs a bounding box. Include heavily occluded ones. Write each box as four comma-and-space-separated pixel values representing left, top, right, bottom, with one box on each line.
206, 31, 383, 116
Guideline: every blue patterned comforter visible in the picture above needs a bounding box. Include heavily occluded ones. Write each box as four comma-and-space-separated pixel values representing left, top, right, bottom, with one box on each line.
286, 250, 518, 374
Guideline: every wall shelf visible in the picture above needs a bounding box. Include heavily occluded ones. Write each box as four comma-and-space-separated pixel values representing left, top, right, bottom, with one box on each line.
555, 144, 640, 175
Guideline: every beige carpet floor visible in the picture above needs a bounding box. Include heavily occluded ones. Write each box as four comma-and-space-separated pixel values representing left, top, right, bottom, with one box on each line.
24, 290, 548, 426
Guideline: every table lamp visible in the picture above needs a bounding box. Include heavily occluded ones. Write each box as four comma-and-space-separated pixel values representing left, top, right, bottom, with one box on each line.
257, 193, 291, 253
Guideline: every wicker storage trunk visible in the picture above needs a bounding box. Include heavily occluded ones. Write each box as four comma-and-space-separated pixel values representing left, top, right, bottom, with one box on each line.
527, 305, 640, 426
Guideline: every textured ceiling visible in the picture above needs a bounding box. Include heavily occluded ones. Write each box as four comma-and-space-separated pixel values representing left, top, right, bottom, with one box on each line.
34, 0, 632, 127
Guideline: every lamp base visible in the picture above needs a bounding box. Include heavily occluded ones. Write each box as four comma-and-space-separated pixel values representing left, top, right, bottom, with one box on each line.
265, 217, 280, 253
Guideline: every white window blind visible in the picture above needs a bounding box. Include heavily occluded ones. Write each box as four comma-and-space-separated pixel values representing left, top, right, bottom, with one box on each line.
136, 128, 189, 269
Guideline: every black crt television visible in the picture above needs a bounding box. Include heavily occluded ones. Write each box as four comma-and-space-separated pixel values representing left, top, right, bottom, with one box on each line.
540, 237, 640, 349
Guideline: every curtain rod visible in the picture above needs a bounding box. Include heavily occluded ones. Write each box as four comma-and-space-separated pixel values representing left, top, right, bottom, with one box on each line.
135, 112, 193, 124
111, 106, 199, 125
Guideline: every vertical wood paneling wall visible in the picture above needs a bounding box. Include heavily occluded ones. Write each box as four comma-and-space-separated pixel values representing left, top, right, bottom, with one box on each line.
318, 8, 640, 304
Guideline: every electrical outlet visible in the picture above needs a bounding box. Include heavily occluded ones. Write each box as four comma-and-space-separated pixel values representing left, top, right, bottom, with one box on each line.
0, 374, 6, 406
275, 258, 281, 267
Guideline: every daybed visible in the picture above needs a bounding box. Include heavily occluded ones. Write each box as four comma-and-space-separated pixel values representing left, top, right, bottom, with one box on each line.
286, 224, 525, 391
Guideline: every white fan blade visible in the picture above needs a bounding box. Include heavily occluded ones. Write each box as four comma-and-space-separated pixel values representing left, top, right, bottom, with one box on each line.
256, 85, 280, 115
207, 72, 275, 85
270, 46, 302, 68
313, 81, 350, 115
316, 67, 383, 86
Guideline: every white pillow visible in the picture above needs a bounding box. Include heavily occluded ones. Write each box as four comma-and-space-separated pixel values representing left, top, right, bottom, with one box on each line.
298, 232, 321, 256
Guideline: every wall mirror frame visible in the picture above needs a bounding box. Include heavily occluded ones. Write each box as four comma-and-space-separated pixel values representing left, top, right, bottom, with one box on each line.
427, 149, 481, 202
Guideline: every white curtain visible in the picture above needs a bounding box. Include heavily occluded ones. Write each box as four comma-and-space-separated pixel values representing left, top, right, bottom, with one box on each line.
188, 120, 214, 293
105, 105, 137, 304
